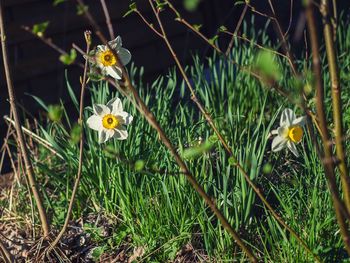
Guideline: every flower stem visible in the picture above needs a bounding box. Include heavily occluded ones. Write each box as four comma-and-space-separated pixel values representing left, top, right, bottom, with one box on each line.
47, 31, 91, 252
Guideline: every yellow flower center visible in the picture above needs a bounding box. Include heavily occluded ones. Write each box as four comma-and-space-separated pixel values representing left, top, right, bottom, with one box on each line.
102, 114, 119, 129
288, 126, 303, 143
98, 50, 117, 66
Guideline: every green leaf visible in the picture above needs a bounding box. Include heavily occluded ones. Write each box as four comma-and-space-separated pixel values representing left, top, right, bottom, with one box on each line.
53, 0, 66, 6
208, 35, 219, 45
182, 140, 214, 160
59, 49, 77, 65
70, 123, 82, 144
28, 94, 49, 111
76, 3, 88, 15
228, 156, 237, 166
134, 160, 145, 171
123, 2, 137, 17
47, 104, 63, 122
87, 71, 104, 82
234, 0, 246, 6
32, 21, 49, 37
208, 134, 218, 143
255, 50, 282, 82
183, 0, 201, 12
91, 246, 105, 260
193, 24, 202, 31
262, 163, 272, 174
156, 0, 167, 11
219, 25, 227, 32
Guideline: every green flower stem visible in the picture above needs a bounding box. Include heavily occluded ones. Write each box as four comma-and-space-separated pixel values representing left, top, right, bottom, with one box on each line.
77, 0, 258, 261
305, 0, 350, 256
48, 31, 91, 252
321, 0, 350, 215
0, 0, 50, 237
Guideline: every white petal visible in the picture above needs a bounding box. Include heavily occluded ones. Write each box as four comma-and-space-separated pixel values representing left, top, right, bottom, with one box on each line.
106, 66, 122, 80
278, 126, 289, 138
271, 129, 278, 135
96, 60, 104, 70
272, 136, 287, 152
287, 141, 299, 157
107, 97, 123, 115
118, 111, 133, 125
115, 126, 128, 140
109, 36, 122, 49
86, 115, 102, 131
105, 129, 115, 142
96, 45, 106, 51
98, 130, 107, 144
118, 47, 131, 66
93, 104, 110, 116
292, 116, 306, 126
280, 108, 295, 126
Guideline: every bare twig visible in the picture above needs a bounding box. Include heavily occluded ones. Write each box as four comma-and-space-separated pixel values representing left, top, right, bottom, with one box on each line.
149, 0, 233, 156
321, 0, 350, 215
306, 0, 350, 255
100, 0, 114, 40
3, 116, 64, 160
268, 0, 297, 76
48, 31, 91, 251
225, 3, 248, 56
0, 0, 49, 237
21, 25, 84, 68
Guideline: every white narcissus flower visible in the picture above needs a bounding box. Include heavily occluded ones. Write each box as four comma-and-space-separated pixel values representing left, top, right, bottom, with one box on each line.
94, 36, 131, 80
86, 97, 133, 144
271, 108, 306, 157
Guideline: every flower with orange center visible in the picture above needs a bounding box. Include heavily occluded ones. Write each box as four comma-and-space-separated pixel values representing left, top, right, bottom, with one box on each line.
271, 108, 306, 157
93, 36, 131, 80
86, 97, 133, 143
98, 50, 117, 67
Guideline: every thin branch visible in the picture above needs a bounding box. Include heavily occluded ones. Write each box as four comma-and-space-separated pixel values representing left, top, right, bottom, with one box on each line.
134, 9, 164, 38
48, 31, 91, 251
3, 116, 64, 160
0, 0, 50, 237
149, 0, 233, 156
165, 1, 301, 110
321, 0, 350, 215
306, 0, 350, 255
267, 0, 297, 76
21, 25, 84, 68
225, 3, 248, 56
100, 0, 114, 40
222, 31, 291, 62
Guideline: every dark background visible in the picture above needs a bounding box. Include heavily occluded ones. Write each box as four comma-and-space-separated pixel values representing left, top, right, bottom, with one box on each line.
1, 0, 350, 173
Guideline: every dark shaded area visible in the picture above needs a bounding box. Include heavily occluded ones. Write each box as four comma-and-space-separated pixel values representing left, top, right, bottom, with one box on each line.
0, 0, 350, 173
